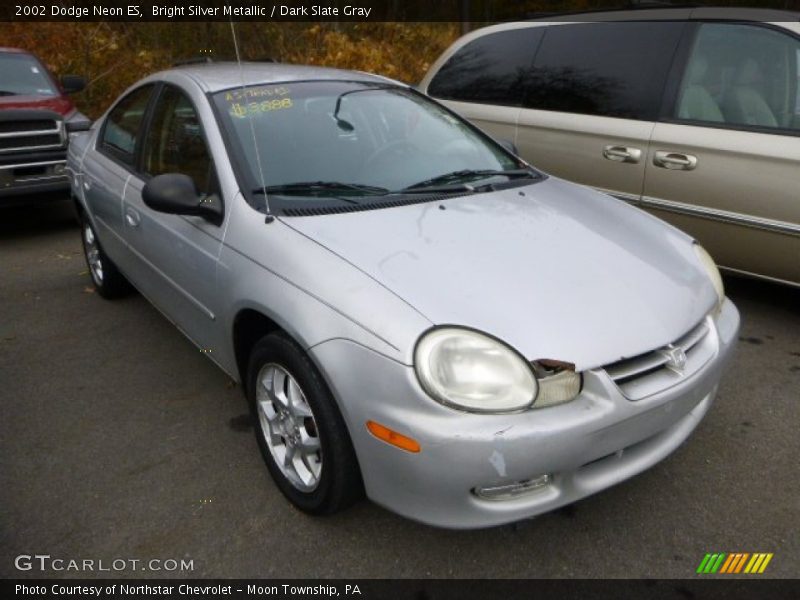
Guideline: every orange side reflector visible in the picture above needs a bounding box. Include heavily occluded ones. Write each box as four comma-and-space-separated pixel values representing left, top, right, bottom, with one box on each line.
366, 420, 421, 453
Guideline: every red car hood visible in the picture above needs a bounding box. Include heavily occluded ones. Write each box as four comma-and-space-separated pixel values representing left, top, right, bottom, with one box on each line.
0, 94, 74, 116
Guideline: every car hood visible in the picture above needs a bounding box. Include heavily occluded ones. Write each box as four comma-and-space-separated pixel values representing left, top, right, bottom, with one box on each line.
0, 94, 73, 116
283, 177, 718, 370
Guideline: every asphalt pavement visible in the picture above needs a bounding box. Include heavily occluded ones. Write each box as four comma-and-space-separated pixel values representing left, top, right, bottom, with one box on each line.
1, 196, 798, 578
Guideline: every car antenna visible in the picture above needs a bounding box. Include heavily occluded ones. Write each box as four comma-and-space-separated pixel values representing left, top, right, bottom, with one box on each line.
229, 20, 274, 224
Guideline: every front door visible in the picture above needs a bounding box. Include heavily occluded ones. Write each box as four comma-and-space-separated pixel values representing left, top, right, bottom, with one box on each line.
516, 21, 687, 203
121, 84, 225, 354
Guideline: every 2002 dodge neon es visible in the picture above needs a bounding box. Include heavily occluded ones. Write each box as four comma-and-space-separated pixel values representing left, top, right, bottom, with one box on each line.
66, 63, 739, 529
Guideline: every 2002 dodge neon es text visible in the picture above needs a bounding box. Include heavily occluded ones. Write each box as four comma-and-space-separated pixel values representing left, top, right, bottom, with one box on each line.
66, 63, 739, 529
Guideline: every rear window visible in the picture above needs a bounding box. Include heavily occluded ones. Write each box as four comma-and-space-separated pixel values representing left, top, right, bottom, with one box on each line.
100, 85, 154, 166
674, 22, 800, 132
0, 53, 58, 97
524, 22, 685, 120
428, 28, 543, 106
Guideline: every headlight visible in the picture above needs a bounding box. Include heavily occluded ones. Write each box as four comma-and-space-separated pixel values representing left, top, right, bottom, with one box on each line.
415, 328, 537, 413
532, 362, 582, 408
694, 244, 724, 309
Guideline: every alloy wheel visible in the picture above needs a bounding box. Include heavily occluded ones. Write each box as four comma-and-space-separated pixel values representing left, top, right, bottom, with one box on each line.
83, 224, 103, 286
255, 363, 323, 492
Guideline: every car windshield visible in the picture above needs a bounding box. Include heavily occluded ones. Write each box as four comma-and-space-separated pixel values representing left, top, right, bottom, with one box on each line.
0, 53, 58, 96
213, 81, 527, 207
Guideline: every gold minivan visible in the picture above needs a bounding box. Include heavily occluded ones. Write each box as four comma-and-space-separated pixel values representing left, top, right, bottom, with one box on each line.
420, 8, 800, 287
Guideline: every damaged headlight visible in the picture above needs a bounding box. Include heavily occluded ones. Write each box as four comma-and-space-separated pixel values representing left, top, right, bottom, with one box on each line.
414, 328, 582, 413
694, 243, 724, 310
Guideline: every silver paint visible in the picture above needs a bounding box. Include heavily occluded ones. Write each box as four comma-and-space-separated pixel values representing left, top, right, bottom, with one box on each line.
68, 63, 740, 529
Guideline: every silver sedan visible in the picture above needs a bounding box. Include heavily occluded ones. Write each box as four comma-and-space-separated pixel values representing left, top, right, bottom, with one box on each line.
67, 63, 739, 529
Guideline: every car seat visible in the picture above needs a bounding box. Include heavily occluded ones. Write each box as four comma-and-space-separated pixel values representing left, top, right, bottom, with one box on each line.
721, 58, 778, 128
677, 54, 725, 123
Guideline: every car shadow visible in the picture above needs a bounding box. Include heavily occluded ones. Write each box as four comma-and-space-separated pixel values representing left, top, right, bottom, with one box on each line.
0, 193, 77, 239
723, 272, 800, 315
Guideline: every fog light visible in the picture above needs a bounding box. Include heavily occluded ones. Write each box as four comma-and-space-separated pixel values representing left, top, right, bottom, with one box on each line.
54, 164, 66, 175
474, 474, 551, 500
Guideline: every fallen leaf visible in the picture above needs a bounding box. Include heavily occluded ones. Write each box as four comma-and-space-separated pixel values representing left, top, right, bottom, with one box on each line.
83, 287, 95, 294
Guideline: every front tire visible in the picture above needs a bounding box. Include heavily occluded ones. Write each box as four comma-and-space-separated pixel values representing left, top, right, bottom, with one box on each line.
80, 217, 132, 299
247, 333, 363, 514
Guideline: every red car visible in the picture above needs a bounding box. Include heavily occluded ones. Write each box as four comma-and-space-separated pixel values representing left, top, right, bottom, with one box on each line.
0, 47, 89, 202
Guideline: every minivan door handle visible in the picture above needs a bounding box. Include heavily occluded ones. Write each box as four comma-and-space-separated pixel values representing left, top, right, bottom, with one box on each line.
124, 207, 141, 228
653, 151, 697, 171
602, 145, 642, 164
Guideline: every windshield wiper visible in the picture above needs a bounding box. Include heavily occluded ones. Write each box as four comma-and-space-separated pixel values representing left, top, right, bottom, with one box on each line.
254, 181, 390, 198
400, 168, 536, 192
0, 91, 19, 96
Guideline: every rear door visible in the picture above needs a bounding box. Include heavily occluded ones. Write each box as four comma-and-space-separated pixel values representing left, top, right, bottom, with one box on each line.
515, 21, 687, 203
643, 21, 800, 285
120, 84, 226, 354
424, 25, 545, 145
83, 84, 155, 273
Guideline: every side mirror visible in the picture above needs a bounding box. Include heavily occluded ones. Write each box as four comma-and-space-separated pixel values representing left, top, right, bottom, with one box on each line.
142, 173, 222, 225
61, 75, 86, 94
65, 114, 92, 133
498, 138, 519, 156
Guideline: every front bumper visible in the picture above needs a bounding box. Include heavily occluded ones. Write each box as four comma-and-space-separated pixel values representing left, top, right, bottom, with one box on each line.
310, 299, 739, 529
0, 150, 69, 200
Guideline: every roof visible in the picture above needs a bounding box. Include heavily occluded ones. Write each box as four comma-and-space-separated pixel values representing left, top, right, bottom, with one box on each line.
0, 47, 34, 55
155, 62, 401, 93
526, 6, 799, 22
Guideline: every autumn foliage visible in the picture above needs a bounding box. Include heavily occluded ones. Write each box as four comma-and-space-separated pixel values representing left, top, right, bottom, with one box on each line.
0, 22, 459, 118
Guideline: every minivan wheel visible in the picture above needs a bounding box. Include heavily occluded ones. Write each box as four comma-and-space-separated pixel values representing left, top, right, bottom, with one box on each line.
247, 333, 364, 514
80, 217, 132, 299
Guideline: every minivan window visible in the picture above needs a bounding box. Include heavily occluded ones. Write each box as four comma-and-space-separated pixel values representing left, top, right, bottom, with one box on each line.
675, 23, 800, 132
796, 48, 800, 116
428, 28, 543, 106
524, 22, 684, 120
100, 85, 154, 166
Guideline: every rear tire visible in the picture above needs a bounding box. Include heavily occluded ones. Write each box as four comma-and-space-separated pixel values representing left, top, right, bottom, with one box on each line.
80, 216, 133, 299
247, 332, 364, 515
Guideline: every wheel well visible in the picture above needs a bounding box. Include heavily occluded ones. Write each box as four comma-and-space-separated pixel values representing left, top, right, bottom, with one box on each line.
233, 309, 282, 383
72, 194, 84, 216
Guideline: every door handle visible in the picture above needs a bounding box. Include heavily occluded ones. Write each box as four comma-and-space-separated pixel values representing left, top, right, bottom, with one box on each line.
603, 145, 642, 164
653, 151, 697, 171
83, 173, 98, 191
124, 207, 140, 227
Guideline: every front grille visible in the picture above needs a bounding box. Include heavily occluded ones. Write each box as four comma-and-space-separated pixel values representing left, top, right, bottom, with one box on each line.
0, 119, 56, 133
604, 319, 714, 400
0, 134, 62, 151
0, 119, 64, 154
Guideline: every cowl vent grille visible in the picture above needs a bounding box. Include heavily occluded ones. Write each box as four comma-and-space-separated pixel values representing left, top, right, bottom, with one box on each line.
281, 192, 470, 217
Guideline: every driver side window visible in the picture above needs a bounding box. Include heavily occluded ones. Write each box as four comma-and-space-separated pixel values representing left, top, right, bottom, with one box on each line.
142, 85, 218, 195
